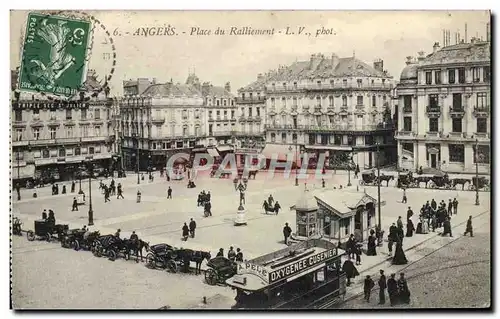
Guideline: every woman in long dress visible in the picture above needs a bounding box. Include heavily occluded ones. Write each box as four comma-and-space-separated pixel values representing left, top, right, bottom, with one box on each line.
366, 233, 377, 256
422, 218, 429, 234
406, 219, 415, 237
392, 239, 408, 265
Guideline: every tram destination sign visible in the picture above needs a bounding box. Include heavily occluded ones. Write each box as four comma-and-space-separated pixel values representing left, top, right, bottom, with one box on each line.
268, 248, 337, 284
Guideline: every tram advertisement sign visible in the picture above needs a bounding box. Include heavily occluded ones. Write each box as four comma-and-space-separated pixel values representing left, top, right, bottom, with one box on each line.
268, 248, 337, 284
237, 262, 269, 283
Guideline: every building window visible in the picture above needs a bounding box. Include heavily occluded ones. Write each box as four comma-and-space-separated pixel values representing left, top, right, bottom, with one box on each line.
403, 95, 411, 110
458, 68, 465, 83
256, 107, 260, 116
66, 109, 72, 120
434, 70, 441, 84
75, 147, 81, 156
425, 71, 432, 84
402, 143, 414, 153
94, 109, 101, 120
15, 128, 23, 141
382, 79, 386, 85
66, 126, 73, 138
316, 96, 321, 107
241, 93, 245, 100
249, 108, 253, 117
231, 110, 235, 119
356, 96, 363, 106
476, 92, 488, 108
89, 147, 94, 154
281, 133, 286, 143
271, 98, 276, 108
49, 110, 56, 120
452, 93, 462, 110
429, 94, 439, 107
317, 81, 321, 88
472, 67, 481, 82
58, 148, 66, 157
231, 100, 234, 106
81, 109, 87, 120
49, 127, 56, 139
223, 100, 227, 106
95, 126, 101, 136
328, 96, 333, 107
403, 117, 412, 131
282, 97, 286, 108
42, 149, 49, 158
293, 82, 297, 89
152, 143, 157, 150
182, 110, 188, 120
342, 79, 347, 87
473, 145, 490, 164
372, 96, 376, 107
448, 69, 455, 84
448, 144, 464, 162
15, 110, 22, 121
183, 126, 188, 136
429, 118, 439, 132
32, 127, 40, 140
357, 79, 362, 87
477, 118, 487, 133
271, 133, 276, 143
483, 66, 491, 82
33, 109, 40, 118
342, 96, 347, 107
176, 141, 183, 148
272, 83, 276, 91
365, 135, 374, 145
82, 126, 89, 137
452, 119, 462, 133
216, 100, 220, 106
292, 133, 297, 142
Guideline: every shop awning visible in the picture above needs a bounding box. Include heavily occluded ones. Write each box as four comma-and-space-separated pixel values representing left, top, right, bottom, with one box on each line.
216, 145, 234, 153
207, 148, 220, 157
261, 144, 300, 162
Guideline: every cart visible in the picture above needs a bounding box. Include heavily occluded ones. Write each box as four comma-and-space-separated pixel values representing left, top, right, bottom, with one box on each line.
469, 176, 490, 191
204, 256, 238, 286
145, 243, 179, 272
359, 171, 377, 186
27, 220, 69, 242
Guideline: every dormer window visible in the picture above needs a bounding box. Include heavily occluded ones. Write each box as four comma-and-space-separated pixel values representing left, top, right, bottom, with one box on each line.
293, 82, 298, 89
317, 80, 321, 88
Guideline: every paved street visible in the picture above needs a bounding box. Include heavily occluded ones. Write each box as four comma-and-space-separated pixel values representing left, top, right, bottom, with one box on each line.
11, 170, 491, 309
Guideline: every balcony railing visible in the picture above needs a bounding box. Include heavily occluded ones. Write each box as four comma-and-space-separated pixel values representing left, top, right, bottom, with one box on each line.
265, 123, 395, 132
210, 131, 236, 137
473, 106, 490, 118
449, 106, 465, 118
150, 116, 166, 124
267, 82, 392, 92
235, 97, 265, 104
402, 106, 412, 113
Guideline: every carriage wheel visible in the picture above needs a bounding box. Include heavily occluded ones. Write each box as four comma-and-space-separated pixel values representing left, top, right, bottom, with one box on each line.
146, 253, 156, 268
166, 260, 178, 273
27, 230, 35, 241
45, 233, 51, 242
73, 239, 81, 251
95, 246, 103, 257
205, 269, 218, 285
61, 238, 68, 248
108, 249, 117, 261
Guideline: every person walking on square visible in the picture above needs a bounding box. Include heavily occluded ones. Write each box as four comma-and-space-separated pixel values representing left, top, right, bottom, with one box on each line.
431, 198, 437, 211
392, 238, 408, 265
387, 273, 398, 306
447, 199, 453, 216
406, 207, 413, 222
342, 257, 359, 287
283, 223, 292, 245
442, 216, 453, 237
235, 248, 243, 262
464, 216, 473, 237
204, 201, 212, 217
268, 194, 274, 207
71, 181, 75, 193
72, 197, 78, 211
397, 216, 404, 230
355, 244, 362, 265
62, 185, 66, 194
274, 201, 281, 215
366, 230, 377, 256
453, 198, 459, 215
182, 223, 189, 241
189, 218, 196, 238
346, 234, 356, 259
167, 187, 172, 199
117, 183, 124, 199
397, 273, 411, 304
402, 188, 407, 204
378, 270, 387, 305
364, 275, 375, 302
104, 187, 111, 203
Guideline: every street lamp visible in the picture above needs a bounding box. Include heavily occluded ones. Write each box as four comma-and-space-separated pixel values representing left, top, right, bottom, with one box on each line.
78, 160, 83, 193
289, 143, 299, 186
347, 153, 353, 187
233, 176, 249, 226
132, 133, 140, 184
87, 160, 94, 226
376, 143, 382, 231
475, 139, 480, 206
16, 151, 21, 200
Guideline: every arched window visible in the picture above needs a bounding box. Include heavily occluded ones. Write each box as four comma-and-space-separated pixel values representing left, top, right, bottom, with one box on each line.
342, 95, 347, 106
270, 133, 276, 143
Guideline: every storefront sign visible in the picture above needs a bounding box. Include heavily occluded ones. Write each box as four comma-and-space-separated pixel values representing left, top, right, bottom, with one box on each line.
237, 262, 269, 283
268, 248, 337, 284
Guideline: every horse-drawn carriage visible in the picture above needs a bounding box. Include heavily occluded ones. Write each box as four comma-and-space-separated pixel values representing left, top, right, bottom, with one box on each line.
428, 174, 453, 189
92, 235, 131, 261
60, 228, 100, 250
397, 171, 416, 188
469, 176, 490, 191
27, 220, 68, 242
146, 243, 179, 272
204, 256, 238, 286
359, 171, 378, 186
12, 217, 23, 236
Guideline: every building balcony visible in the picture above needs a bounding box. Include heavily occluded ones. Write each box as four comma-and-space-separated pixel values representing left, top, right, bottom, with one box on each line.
473, 106, 490, 118
326, 106, 335, 113
150, 116, 166, 124
254, 116, 262, 122
209, 131, 235, 137
235, 131, 263, 137
340, 106, 348, 112
395, 131, 416, 138
208, 117, 215, 122
314, 106, 322, 113
12, 120, 26, 128
265, 123, 395, 133
402, 106, 412, 113
268, 82, 392, 93
222, 116, 230, 122
474, 132, 490, 140
449, 106, 465, 118
235, 97, 265, 104
426, 105, 441, 118
230, 117, 237, 122
81, 136, 108, 143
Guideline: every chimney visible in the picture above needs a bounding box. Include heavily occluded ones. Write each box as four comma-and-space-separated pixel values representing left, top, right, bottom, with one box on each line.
373, 59, 384, 72
405, 56, 413, 65
417, 51, 426, 61
224, 82, 231, 93
201, 82, 211, 96
331, 53, 339, 69
487, 22, 490, 42
309, 53, 322, 70
432, 42, 440, 53
152, 78, 157, 85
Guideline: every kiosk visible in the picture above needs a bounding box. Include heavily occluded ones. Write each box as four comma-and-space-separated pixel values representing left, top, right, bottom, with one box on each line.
226, 238, 346, 309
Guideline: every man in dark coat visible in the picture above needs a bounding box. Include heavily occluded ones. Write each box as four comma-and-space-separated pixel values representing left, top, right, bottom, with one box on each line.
364, 275, 375, 302
453, 198, 459, 215
204, 201, 212, 217
366, 231, 377, 256
104, 187, 111, 203
117, 184, 124, 199
464, 215, 473, 237
189, 218, 197, 238
182, 223, 189, 241
387, 273, 398, 306
346, 234, 356, 259
235, 248, 243, 262
268, 194, 274, 207
397, 216, 404, 230
283, 223, 292, 245
442, 216, 453, 237
447, 199, 453, 216
431, 198, 437, 210
342, 257, 359, 286
71, 197, 78, 211
378, 270, 387, 305
406, 207, 413, 222
71, 181, 75, 193
216, 248, 224, 257
397, 273, 411, 304
274, 201, 281, 215
167, 186, 172, 199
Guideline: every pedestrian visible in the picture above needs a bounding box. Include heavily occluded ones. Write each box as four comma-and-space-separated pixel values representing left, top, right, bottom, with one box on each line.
283, 223, 292, 245
62, 185, 66, 194
402, 188, 407, 203
216, 248, 224, 257
268, 194, 274, 207
406, 218, 415, 237
448, 199, 453, 216
442, 216, 453, 237
464, 215, 473, 237
364, 275, 375, 302
431, 198, 437, 210
204, 201, 212, 217
346, 234, 356, 259
392, 238, 408, 265
378, 270, 387, 305
322, 178, 325, 188
388, 223, 398, 256
207, 191, 211, 202
397, 216, 403, 230
71, 181, 75, 193
104, 188, 111, 203
235, 248, 243, 262
342, 257, 359, 286
406, 207, 413, 222
366, 230, 377, 256
274, 201, 281, 215
453, 198, 459, 215
130, 231, 138, 242
228, 246, 236, 261
117, 183, 124, 199
167, 187, 172, 199
115, 229, 121, 238
71, 197, 78, 211
397, 273, 411, 304
355, 244, 362, 265
387, 273, 398, 306
189, 218, 196, 238
182, 223, 189, 241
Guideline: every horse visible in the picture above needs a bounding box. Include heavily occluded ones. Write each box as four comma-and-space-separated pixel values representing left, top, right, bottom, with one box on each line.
126, 239, 150, 263
452, 178, 470, 191
262, 201, 277, 215
378, 175, 394, 187
176, 249, 212, 274
414, 176, 432, 188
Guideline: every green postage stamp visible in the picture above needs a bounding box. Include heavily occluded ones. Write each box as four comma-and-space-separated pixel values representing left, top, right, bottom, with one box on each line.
18, 12, 91, 96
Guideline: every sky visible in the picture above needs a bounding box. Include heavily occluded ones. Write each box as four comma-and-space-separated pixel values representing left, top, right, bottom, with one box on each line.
10, 10, 490, 96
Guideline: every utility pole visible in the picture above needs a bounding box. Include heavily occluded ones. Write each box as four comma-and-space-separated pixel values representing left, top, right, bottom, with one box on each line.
377, 143, 382, 230
88, 161, 94, 226
475, 139, 479, 206
295, 142, 299, 186
347, 153, 352, 186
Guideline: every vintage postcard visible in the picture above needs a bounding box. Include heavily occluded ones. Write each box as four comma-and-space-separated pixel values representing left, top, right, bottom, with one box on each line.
9, 10, 491, 310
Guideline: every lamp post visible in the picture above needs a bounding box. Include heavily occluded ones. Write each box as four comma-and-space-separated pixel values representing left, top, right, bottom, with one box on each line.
87, 160, 94, 226
376, 143, 382, 230
233, 176, 249, 226
289, 144, 299, 186
475, 139, 480, 206
16, 151, 20, 200
78, 161, 83, 193
347, 153, 352, 187
132, 133, 140, 185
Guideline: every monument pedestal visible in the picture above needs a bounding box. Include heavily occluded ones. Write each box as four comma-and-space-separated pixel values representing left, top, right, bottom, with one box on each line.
234, 205, 247, 226
77, 193, 86, 205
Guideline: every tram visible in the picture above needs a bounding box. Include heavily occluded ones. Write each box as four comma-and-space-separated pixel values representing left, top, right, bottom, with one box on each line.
226, 238, 347, 309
